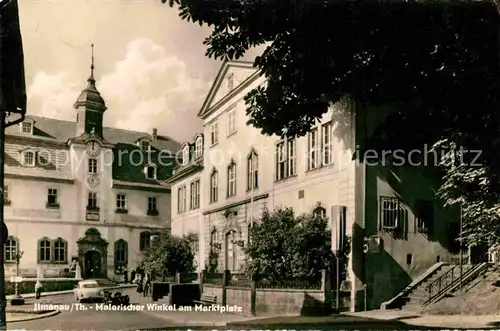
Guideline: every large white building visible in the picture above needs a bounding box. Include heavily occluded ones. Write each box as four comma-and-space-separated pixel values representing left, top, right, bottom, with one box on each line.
168, 60, 462, 310
4, 57, 179, 280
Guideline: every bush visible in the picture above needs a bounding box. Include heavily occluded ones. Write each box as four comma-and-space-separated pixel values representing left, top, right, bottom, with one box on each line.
5, 280, 77, 295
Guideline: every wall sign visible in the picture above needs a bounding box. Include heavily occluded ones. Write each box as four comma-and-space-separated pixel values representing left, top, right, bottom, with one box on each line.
86, 212, 99, 221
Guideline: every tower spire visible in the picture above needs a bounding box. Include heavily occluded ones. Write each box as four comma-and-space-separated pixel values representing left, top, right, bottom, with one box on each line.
87, 43, 96, 86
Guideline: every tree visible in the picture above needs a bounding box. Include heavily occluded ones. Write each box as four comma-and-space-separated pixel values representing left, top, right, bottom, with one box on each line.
245, 207, 336, 283
140, 231, 195, 275
167, 0, 500, 245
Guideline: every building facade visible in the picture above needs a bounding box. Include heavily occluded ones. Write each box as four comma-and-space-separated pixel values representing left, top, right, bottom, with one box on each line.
168, 61, 461, 310
4, 58, 179, 281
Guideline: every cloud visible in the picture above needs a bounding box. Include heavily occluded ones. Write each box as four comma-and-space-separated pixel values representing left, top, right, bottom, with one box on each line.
27, 38, 210, 143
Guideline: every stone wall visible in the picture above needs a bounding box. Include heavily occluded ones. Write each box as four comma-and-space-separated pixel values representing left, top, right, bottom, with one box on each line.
202, 284, 326, 316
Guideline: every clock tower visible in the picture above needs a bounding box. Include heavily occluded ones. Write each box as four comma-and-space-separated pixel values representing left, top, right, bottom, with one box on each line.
74, 44, 106, 139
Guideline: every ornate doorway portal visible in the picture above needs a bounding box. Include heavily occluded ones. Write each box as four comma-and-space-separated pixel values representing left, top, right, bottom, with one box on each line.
77, 228, 108, 278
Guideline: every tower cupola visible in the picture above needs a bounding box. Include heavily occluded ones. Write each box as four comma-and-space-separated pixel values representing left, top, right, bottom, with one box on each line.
74, 44, 106, 138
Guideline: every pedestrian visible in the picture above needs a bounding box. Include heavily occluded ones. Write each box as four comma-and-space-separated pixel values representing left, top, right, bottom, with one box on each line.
123, 268, 128, 283
35, 280, 42, 299
130, 269, 136, 284
136, 274, 143, 295
143, 274, 150, 297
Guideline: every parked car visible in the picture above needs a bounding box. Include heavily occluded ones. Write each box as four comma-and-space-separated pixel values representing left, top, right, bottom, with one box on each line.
74, 279, 106, 302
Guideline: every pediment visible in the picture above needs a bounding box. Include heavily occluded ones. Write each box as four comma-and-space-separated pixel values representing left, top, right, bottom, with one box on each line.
198, 61, 258, 119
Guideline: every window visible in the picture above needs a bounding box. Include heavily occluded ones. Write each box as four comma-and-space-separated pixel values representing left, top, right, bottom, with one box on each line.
195, 137, 203, 159
210, 122, 219, 146
227, 162, 236, 197
227, 72, 234, 90
145, 166, 156, 180
39, 239, 51, 262
116, 194, 127, 212
141, 140, 150, 151
21, 122, 32, 134
47, 188, 59, 208
227, 107, 236, 135
210, 229, 220, 252
276, 139, 296, 181
288, 140, 296, 176
88, 158, 98, 174
4, 238, 17, 263
380, 196, 400, 229
182, 145, 190, 165
322, 122, 334, 166
87, 192, 98, 210
313, 206, 327, 219
308, 128, 320, 170
21, 151, 35, 167
177, 186, 187, 213
114, 239, 128, 273
3, 185, 10, 205
210, 170, 218, 203
147, 197, 158, 216
190, 180, 200, 210
140, 231, 151, 251
247, 151, 258, 190
53, 239, 67, 263
415, 200, 434, 233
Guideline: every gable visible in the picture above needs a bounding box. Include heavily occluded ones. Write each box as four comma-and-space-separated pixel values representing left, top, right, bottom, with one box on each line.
198, 61, 258, 118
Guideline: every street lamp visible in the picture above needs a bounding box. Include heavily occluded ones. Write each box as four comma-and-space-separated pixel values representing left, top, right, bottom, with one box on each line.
11, 251, 24, 302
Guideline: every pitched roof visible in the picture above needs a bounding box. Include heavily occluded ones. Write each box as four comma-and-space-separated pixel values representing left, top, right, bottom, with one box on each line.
197, 60, 257, 119
6, 115, 181, 189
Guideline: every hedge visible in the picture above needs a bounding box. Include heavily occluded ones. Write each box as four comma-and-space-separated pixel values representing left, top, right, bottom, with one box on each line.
5, 280, 77, 295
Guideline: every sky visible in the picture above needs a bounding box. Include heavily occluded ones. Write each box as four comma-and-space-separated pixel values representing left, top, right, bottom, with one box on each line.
18, 0, 260, 143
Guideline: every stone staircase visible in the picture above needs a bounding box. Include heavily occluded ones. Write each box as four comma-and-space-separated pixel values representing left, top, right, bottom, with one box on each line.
401, 264, 474, 312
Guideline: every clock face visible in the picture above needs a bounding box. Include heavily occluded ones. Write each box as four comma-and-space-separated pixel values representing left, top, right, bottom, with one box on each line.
86, 140, 101, 157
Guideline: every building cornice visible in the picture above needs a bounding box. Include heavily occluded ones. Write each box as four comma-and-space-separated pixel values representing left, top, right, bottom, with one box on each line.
5, 173, 74, 184
4, 217, 169, 231
202, 193, 269, 215
166, 162, 203, 184
112, 180, 171, 193
6, 135, 68, 148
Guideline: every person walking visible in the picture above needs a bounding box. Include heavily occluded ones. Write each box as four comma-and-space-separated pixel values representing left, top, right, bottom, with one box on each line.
130, 269, 136, 284
143, 274, 150, 297
123, 268, 128, 283
136, 273, 143, 295
35, 280, 42, 299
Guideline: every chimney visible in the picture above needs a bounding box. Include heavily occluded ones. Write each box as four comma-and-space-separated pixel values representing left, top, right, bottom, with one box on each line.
152, 128, 157, 140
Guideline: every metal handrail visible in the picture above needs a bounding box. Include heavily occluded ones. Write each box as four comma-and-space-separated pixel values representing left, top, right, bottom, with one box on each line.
419, 263, 484, 305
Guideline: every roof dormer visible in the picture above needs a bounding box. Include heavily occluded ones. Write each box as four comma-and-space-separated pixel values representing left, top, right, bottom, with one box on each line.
136, 136, 152, 151
194, 134, 204, 159
181, 143, 190, 166
144, 164, 157, 180
19, 119, 34, 135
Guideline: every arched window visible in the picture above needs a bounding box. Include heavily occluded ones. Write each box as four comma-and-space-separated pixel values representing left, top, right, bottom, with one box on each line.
4, 237, 17, 263
195, 136, 203, 159
182, 145, 190, 165
247, 150, 258, 190
227, 161, 236, 197
114, 239, 128, 274
210, 169, 218, 203
38, 238, 51, 263
53, 238, 67, 263
313, 206, 327, 219
139, 231, 151, 251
